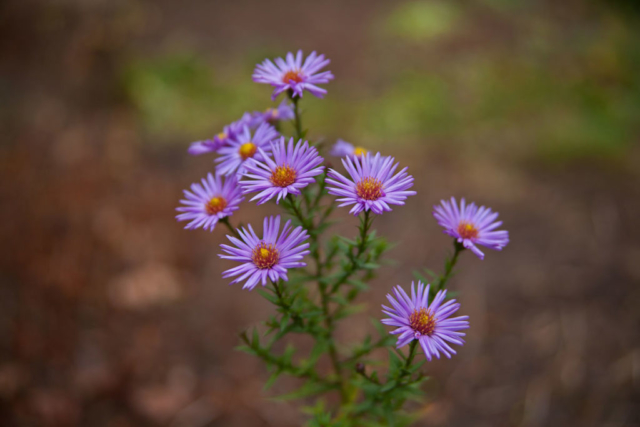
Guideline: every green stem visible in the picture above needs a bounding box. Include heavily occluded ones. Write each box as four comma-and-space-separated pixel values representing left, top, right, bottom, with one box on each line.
291, 94, 303, 140
436, 240, 465, 293
311, 171, 328, 210
356, 368, 380, 385
271, 280, 303, 325
240, 332, 337, 388
403, 340, 419, 372
319, 282, 345, 400
352, 341, 420, 417
329, 210, 374, 294
284, 195, 343, 398
219, 216, 240, 239
285, 194, 309, 228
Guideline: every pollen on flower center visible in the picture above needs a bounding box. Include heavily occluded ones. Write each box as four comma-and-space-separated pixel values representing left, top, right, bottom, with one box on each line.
457, 221, 479, 239
252, 242, 280, 269
282, 69, 303, 84
356, 177, 384, 201
270, 165, 297, 187
206, 196, 227, 215
239, 142, 257, 160
353, 146, 368, 157
409, 308, 436, 336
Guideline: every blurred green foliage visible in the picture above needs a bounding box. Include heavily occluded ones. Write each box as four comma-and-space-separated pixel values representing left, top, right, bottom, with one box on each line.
386, 1, 460, 41
121, 1, 640, 163
122, 53, 266, 140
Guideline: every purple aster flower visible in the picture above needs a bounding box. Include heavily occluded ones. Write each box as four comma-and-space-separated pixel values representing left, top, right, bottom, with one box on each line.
330, 139, 368, 158
176, 173, 243, 231
251, 100, 295, 127
240, 137, 325, 205
215, 122, 279, 176
382, 281, 469, 361
433, 197, 509, 260
187, 113, 253, 156
219, 215, 310, 290
253, 50, 334, 100
326, 152, 416, 216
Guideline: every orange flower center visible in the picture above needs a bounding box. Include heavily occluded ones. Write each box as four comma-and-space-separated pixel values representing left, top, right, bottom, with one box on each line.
238, 142, 257, 160
457, 222, 479, 239
206, 196, 227, 215
252, 242, 280, 269
282, 69, 303, 84
409, 308, 436, 336
270, 165, 297, 187
353, 146, 368, 157
356, 177, 384, 201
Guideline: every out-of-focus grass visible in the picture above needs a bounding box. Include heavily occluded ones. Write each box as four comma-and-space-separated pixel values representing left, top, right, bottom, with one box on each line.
121, 2, 640, 164
122, 53, 265, 141
386, 1, 461, 41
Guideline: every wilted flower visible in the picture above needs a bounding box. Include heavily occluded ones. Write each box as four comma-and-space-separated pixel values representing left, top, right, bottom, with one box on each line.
216, 122, 279, 176
382, 281, 469, 361
326, 152, 416, 215
219, 215, 310, 290
433, 197, 509, 260
253, 50, 334, 100
241, 137, 324, 204
329, 139, 368, 158
176, 173, 243, 231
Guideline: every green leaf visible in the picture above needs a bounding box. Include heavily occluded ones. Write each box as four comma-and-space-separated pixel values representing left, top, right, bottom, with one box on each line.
257, 289, 278, 304
380, 379, 398, 392
371, 317, 388, 337
388, 348, 403, 371
264, 371, 280, 390
348, 279, 369, 290
273, 380, 332, 401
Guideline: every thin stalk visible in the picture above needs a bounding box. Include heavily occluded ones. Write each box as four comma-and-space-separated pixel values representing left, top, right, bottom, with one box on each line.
436, 240, 465, 293
329, 210, 374, 294
402, 340, 419, 372
291, 95, 303, 140
319, 280, 345, 400
270, 280, 304, 326
219, 216, 240, 239
285, 194, 309, 228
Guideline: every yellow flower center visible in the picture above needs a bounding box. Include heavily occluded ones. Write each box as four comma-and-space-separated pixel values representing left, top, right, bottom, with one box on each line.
252, 242, 280, 269
409, 308, 436, 336
270, 165, 297, 187
282, 69, 303, 84
238, 142, 257, 160
217, 132, 227, 140
356, 177, 384, 201
265, 108, 278, 119
205, 196, 227, 215
457, 222, 479, 239
353, 146, 368, 157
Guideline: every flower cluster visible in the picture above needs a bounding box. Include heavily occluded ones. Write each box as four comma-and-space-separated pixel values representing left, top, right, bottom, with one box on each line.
176, 49, 511, 425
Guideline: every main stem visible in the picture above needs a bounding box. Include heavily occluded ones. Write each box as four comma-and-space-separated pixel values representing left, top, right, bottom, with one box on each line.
283, 103, 345, 399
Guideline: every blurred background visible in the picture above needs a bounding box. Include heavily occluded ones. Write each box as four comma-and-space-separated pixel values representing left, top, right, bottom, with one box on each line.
1, 0, 640, 425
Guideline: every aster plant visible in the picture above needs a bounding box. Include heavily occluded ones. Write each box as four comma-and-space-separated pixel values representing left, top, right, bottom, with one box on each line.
176, 50, 510, 426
